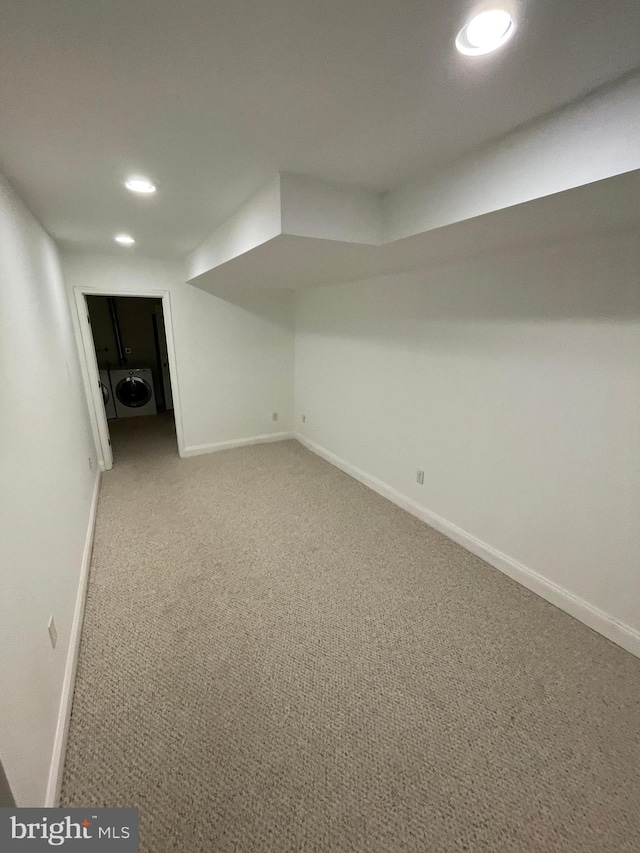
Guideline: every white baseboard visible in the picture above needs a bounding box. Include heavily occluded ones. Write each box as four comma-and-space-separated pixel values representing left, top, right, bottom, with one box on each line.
296, 434, 640, 659
45, 471, 102, 807
182, 431, 294, 458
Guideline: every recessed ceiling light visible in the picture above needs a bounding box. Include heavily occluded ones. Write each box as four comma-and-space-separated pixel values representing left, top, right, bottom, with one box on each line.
456, 9, 515, 56
124, 176, 156, 194
115, 233, 135, 246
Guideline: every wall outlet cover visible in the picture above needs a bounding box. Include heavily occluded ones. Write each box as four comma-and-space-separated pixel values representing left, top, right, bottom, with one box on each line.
272, 412, 279, 421
48, 616, 58, 649
416, 470, 424, 485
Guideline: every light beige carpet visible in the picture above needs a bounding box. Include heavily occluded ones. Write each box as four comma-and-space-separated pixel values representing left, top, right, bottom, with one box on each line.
62, 414, 640, 852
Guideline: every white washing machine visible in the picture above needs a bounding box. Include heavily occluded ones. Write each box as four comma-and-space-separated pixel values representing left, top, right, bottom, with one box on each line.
110, 367, 157, 418
99, 369, 117, 420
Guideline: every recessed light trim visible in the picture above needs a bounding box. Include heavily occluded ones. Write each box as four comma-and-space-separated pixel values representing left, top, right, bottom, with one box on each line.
115, 233, 135, 246
456, 9, 515, 56
125, 176, 156, 194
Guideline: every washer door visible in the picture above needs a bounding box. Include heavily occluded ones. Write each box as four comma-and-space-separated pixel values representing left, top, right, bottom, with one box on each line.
116, 376, 152, 408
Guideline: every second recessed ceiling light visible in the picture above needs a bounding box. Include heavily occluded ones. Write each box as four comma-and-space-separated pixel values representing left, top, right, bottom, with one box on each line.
115, 233, 135, 246
125, 176, 156, 194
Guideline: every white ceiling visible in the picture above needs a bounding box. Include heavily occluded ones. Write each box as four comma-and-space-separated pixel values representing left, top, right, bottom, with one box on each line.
1, 0, 639, 258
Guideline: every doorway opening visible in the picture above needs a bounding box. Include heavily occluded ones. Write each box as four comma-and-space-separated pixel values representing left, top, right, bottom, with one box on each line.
75, 289, 184, 470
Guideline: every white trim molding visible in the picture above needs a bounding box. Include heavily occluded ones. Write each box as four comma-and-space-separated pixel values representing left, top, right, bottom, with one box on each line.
45, 470, 102, 807
296, 434, 640, 659
182, 431, 294, 458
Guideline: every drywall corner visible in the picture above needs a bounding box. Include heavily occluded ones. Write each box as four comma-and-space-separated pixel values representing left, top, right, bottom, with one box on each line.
186, 175, 283, 282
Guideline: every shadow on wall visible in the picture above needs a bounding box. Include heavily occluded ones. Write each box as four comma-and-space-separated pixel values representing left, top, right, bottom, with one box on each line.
0, 756, 15, 807
189, 280, 295, 330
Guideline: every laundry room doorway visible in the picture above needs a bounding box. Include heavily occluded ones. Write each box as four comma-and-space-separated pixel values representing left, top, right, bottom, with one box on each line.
73, 288, 184, 470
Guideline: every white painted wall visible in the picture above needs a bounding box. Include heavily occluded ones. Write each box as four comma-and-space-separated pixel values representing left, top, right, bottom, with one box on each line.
295, 232, 640, 649
0, 173, 97, 805
187, 175, 282, 281
280, 172, 382, 244
62, 252, 295, 453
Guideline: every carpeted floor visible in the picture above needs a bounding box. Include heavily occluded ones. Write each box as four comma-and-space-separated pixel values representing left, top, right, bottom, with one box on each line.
62, 414, 640, 852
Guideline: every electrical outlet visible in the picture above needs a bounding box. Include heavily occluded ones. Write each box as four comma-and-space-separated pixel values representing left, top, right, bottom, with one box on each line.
272, 412, 279, 422
416, 470, 424, 485
48, 616, 58, 649
88, 457, 93, 471
302, 414, 306, 423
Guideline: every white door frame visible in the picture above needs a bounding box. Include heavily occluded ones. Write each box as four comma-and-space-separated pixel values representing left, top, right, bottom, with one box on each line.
73, 287, 185, 470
